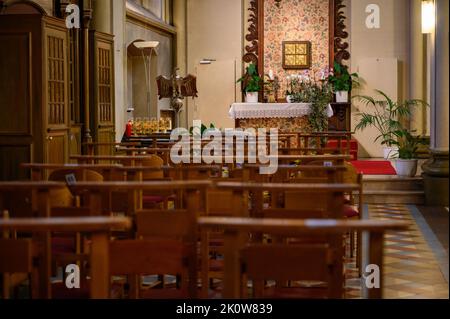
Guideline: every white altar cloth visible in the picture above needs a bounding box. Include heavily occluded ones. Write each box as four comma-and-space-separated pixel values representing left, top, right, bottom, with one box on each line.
229, 103, 334, 120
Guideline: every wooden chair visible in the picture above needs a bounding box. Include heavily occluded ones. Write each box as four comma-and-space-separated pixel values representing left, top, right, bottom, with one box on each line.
0, 210, 35, 299
198, 217, 409, 299
341, 162, 364, 267
200, 176, 247, 297
82, 142, 141, 156
109, 208, 198, 299
134, 155, 170, 211
205, 182, 358, 298
0, 237, 34, 299
240, 243, 339, 298
0, 216, 132, 299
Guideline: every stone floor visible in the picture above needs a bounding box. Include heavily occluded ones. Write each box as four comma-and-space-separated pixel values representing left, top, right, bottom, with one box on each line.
346, 204, 449, 299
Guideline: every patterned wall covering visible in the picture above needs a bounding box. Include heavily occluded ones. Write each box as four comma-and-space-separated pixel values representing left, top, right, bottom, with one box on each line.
264, 0, 329, 97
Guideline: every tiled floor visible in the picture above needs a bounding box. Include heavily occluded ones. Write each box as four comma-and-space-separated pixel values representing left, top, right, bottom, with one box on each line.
359, 204, 449, 299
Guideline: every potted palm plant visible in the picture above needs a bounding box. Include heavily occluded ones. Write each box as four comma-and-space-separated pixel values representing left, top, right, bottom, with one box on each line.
392, 129, 427, 177
328, 61, 359, 103
237, 63, 262, 103
354, 90, 428, 159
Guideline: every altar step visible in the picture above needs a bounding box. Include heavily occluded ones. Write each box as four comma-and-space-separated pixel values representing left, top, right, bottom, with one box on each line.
358, 176, 425, 205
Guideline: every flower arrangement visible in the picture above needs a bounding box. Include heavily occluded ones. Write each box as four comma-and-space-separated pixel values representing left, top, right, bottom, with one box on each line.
284, 69, 333, 132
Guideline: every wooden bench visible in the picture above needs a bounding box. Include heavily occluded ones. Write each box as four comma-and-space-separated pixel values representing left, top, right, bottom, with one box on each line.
0, 216, 131, 299
198, 217, 409, 299
82, 142, 141, 156
21, 163, 124, 182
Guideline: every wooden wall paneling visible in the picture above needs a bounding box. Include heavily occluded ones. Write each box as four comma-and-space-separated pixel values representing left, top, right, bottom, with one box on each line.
0, 29, 33, 180
69, 27, 82, 156
0, 12, 69, 179
89, 31, 115, 156
328, 102, 351, 132
0, 16, 42, 180
43, 17, 70, 164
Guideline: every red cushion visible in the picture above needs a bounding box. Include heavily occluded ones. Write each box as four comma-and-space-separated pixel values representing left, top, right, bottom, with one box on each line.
327, 139, 358, 149
52, 237, 75, 254
263, 286, 328, 299
327, 139, 359, 160
209, 259, 224, 272
143, 195, 166, 204
342, 205, 359, 218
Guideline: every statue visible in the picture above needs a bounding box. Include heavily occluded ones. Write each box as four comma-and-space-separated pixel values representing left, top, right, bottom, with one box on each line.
156, 68, 198, 128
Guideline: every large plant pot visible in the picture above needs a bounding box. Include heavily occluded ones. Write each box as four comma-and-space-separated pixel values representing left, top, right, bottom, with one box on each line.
383, 146, 399, 159
245, 92, 259, 103
335, 91, 349, 103
395, 159, 418, 177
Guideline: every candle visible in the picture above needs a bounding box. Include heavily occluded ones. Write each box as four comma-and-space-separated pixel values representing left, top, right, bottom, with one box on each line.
269, 69, 274, 80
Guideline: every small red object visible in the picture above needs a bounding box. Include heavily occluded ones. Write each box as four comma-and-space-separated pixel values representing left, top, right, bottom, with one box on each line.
126, 120, 132, 137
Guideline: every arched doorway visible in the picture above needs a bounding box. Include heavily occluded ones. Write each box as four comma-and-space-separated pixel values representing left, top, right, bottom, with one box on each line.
127, 39, 159, 119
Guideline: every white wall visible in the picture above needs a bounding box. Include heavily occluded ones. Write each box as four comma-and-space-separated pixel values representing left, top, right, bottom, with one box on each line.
349, 0, 411, 157
185, 0, 243, 130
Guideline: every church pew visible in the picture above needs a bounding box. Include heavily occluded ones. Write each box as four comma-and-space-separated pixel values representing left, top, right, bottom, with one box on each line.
1, 180, 211, 298
70, 155, 152, 166
120, 188, 201, 299
199, 181, 359, 297
20, 162, 223, 214
114, 147, 172, 164
0, 182, 76, 298
0, 216, 131, 299
197, 217, 409, 299
82, 142, 142, 156
21, 163, 124, 182
67, 180, 212, 215
273, 154, 352, 166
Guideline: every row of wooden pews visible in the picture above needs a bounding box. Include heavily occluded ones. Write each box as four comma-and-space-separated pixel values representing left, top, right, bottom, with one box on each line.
0, 133, 408, 299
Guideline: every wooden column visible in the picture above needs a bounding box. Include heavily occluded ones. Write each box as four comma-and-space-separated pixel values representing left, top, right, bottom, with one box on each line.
81, 0, 93, 148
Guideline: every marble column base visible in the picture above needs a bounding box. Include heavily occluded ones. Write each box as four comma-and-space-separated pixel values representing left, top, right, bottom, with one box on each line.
421, 150, 449, 206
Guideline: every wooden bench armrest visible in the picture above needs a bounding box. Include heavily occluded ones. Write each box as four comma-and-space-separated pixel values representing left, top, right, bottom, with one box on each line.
197, 217, 409, 235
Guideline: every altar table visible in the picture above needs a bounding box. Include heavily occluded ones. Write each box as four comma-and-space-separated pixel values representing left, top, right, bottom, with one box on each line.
229, 103, 333, 132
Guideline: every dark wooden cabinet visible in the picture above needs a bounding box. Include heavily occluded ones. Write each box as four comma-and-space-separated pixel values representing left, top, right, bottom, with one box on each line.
89, 31, 115, 156
0, 14, 69, 180
328, 102, 351, 132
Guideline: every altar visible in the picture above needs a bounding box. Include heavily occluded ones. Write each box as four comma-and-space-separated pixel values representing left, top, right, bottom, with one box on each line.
229, 103, 334, 132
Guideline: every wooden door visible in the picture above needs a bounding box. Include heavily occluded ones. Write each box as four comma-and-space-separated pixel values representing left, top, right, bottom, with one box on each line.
43, 18, 69, 163
0, 29, 33, 180
90, 31, 115, 156
194, 59, 238, 129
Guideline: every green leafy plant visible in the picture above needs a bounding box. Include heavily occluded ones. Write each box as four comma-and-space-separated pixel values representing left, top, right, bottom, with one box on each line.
189, 123, 215, 136
290, 80, 333, 132
237, 63, 262, 93
353, 90, 428, 147
392, 129, 427, 159
328, 61, 360, 92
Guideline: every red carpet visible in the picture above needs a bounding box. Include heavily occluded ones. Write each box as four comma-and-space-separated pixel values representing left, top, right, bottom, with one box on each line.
350, 160, 397, 175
